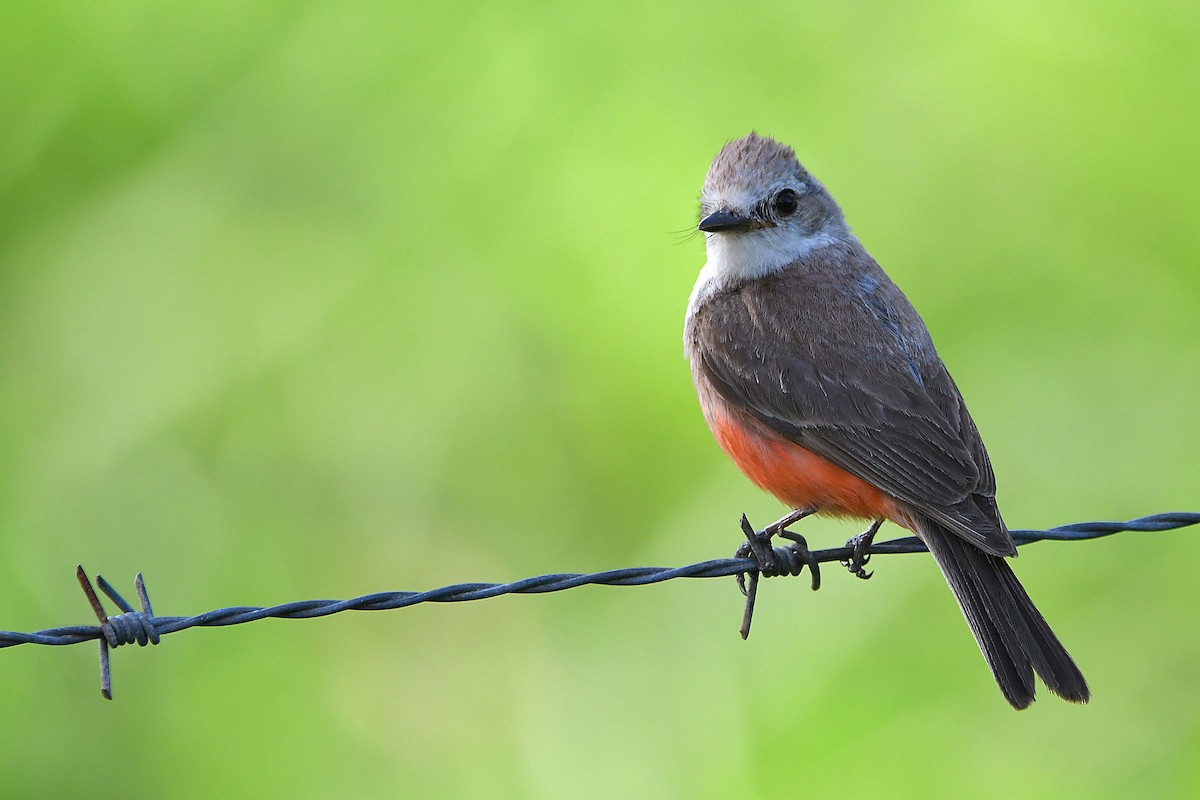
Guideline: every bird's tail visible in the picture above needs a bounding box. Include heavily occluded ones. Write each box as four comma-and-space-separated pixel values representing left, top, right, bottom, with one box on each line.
917, 517, 1090, 709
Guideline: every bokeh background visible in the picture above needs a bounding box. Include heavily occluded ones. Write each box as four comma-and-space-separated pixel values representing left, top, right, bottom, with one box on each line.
2, 2, 1198, 798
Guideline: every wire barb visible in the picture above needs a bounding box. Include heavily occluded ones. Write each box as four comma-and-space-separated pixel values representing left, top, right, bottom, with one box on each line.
76, 567, 159, 699
0, 512, 1194, 699
736, 514, 821, 639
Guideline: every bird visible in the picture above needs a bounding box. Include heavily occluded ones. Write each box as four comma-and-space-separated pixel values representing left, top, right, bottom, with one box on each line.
683, 132, 1089, 709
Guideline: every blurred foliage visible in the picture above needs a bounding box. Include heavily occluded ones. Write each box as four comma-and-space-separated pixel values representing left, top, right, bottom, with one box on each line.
1, 2, 1198, 798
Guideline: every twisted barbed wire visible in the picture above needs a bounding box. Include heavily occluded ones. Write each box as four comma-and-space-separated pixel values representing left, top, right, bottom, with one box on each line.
1, 511, 1196, 698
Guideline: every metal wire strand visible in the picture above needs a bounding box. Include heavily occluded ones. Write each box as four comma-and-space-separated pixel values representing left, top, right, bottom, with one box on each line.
1, 511, 1196, 699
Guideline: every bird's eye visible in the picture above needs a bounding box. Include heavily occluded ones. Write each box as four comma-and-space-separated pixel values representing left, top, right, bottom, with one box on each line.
774, 188, 798, 216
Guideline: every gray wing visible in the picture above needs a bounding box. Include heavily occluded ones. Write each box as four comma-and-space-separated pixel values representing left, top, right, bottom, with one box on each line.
689, 268, 1013, 556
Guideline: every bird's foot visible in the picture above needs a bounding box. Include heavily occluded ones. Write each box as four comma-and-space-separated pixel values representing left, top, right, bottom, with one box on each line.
735, 509, 820, 639
733, 507, 817, 592
840, 519, 883, 580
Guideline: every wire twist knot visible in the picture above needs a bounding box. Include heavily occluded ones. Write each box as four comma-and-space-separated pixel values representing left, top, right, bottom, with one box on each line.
101, 611, 159, 648
760, 543, 820, 581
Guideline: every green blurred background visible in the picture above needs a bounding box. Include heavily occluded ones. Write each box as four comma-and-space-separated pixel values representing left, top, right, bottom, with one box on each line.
2, 2, 1198, 798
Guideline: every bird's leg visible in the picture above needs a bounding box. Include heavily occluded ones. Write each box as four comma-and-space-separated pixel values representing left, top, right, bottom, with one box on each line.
841, 518, 884, 580
765, 506, 817, 537
735, 507, 820, 639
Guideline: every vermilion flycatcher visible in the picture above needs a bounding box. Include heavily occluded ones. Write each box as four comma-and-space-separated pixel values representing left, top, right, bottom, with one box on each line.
684, 133, 1089, 709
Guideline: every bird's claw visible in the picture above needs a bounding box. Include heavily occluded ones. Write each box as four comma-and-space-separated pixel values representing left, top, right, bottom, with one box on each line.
840, 519, 883, 580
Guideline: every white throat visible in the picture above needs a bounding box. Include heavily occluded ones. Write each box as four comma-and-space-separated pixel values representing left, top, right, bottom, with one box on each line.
686, 225, 842, 318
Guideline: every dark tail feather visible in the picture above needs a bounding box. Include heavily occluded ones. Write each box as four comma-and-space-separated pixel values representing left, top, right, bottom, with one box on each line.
918, 517, 1090, 709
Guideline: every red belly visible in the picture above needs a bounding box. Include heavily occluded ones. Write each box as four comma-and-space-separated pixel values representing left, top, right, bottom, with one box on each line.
706, 402, 904, 523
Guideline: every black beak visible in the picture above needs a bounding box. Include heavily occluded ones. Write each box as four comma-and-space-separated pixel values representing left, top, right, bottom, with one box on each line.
698, 208, 764, 233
